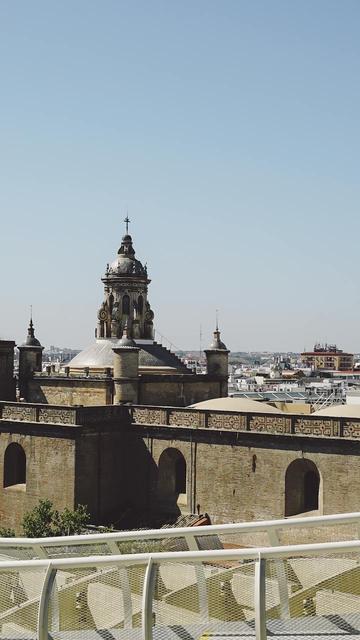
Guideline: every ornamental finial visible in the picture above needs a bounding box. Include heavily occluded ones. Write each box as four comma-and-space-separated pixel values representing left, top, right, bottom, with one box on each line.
124, 214, 130, 235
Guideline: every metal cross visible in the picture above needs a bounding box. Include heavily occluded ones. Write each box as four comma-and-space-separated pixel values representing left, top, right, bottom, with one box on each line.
124, 215, 130, 234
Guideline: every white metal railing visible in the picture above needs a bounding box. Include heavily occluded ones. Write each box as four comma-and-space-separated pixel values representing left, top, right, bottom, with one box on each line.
1, 539, 360, 639
0, 511, 360, 562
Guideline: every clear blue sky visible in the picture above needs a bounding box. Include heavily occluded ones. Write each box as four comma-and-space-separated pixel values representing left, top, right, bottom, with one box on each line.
1, 0, 359, 352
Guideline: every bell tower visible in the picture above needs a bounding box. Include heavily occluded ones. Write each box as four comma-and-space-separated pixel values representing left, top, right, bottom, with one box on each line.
18, 315, 44, 399
96, 217, 155, 341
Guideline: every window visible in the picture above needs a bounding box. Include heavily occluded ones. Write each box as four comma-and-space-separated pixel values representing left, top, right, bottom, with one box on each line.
4, 443, 26, 488
285, 459, 320, 517
138, 295, 144, 315
122, 295, 130, 315
158, 448, 187, 507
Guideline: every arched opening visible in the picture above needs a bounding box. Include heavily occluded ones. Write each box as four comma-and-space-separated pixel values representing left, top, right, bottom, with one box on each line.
158, 448, 187, 509
4, 443, 26, 488
285, 459, 320, 517
138, 295, 144, 315
122, 295, 130, 315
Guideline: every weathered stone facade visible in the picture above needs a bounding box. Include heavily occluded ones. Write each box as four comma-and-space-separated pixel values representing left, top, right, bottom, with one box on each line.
0, 403, 131, 533
1, 401, 360, 533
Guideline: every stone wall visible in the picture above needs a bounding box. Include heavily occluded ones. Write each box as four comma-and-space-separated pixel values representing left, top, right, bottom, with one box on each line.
130, 405, 360, 525
138, 376, 225, 407
27, 377, 113, 406
0, 402, 132, 532
0, 432, 75, 533
26, 373, 225, 407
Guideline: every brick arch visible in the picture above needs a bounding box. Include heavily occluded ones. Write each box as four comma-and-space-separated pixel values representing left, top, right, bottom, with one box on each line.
4, 442, 26, 488
157, 448, 187, 508
285, 458, 320, 517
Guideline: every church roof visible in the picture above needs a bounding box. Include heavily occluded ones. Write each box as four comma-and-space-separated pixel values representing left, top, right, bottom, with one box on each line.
189, 397, 283, 413
67, 339, 191, 373
312, 404, 360, 418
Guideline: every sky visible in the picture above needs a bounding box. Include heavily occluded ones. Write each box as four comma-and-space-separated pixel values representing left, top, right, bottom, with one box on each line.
1, 0, 360, 352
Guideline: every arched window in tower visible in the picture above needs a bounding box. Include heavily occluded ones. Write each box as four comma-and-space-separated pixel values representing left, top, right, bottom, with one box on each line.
138, 295, 144, 315
285, 459, 320, 517
158, 448, 187, 508
4, 443, 26, 488
122, 295, 130, 315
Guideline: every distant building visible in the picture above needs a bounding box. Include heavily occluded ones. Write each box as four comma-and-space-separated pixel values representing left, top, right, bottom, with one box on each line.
11, 221, 230, 407
301, 343, 354, 371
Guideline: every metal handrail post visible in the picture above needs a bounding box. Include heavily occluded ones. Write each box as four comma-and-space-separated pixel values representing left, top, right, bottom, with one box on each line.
142, 556, 157, 640
107, 540, 133, 629
255, 554, 267, 640
267, 528, 290, 619
37, 564, 57, 640
185, 533, 209, 622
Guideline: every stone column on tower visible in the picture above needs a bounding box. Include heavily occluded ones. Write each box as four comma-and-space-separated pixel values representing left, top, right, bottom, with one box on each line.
112, 324, 140, 404
205, 325, 230, 397
18, 316, 44, 399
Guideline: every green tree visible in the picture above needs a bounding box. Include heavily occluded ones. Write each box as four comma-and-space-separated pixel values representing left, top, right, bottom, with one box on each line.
22, 499, 90, 537
0, 527, 15, 537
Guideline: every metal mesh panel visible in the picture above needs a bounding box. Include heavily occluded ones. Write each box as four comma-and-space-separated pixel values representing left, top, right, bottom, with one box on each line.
202, 530, 270, 550
153, 559, 256, 639
116, 536, 188, 555
0, 547, 39, 562
42, 542, 113, 559
0, 566, 45, 639
265, 553, 360, 636
49, 563, 146, 640
277, 522, 360, 546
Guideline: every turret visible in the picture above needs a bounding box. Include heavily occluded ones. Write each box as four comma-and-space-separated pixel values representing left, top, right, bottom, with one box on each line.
96, 217, 154, 340
18, 316, 43, 398
205, 325, 229, 397
112, 324, 140, 404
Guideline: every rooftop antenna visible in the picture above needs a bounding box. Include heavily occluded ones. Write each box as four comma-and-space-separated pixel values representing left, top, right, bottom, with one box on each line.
199, 324, 202, 362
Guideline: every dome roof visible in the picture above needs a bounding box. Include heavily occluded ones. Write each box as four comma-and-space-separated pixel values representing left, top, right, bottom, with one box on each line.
206, 328, 228, 351
67, 339, 190, 373
188, 397, 283, 414
107, 234, 147, 278
110, 256, 146, 276
21, 319, 42, 349
312, 404, 360, 418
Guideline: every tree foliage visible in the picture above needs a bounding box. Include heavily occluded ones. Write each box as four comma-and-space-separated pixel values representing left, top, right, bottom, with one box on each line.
0, 527, 15, 537
21, 499, 90, 537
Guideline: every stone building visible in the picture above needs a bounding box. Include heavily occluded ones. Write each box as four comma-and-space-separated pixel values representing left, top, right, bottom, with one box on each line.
18, 223, 229, 407
1, 397, 360, 535
301, 343, 354, 371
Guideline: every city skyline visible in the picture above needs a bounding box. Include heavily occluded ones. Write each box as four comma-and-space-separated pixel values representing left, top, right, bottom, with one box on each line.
1, 1, 360, 351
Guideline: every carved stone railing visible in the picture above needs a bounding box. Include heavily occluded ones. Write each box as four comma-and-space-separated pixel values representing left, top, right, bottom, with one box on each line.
0, 402, 128, 426
130, 405, 360, 440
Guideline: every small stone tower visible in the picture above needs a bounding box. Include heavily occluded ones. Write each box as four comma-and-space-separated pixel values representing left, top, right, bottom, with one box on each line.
18, 317, 44, 398
112, 324, 140, 404
205, 325, 229, 397
96, 217, 155, 341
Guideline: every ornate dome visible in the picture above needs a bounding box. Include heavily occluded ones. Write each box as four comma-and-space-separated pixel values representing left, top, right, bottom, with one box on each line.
108, 234, 147, 278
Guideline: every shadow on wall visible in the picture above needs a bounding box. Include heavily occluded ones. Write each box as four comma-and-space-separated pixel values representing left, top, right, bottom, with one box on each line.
116, 440, 187, 528
285, 458, 321, 517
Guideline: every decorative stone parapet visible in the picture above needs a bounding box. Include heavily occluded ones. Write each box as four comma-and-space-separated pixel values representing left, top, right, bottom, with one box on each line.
0, 402, 129, 427
249, 415, 291, 435
293, 418, 340, 438
130, 405, 360, 441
